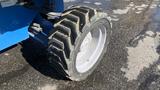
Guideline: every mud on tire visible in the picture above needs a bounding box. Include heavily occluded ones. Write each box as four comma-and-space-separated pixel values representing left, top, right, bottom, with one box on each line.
47, 6, 112, 81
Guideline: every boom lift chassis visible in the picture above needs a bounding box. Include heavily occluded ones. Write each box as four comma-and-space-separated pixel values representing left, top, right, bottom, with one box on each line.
0, 0, 112, 81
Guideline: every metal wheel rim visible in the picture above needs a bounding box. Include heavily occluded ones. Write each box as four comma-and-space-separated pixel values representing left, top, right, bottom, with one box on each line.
76, 24, 107, 73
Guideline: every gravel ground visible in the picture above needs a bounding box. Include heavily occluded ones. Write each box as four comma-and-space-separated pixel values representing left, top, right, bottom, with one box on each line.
0, 0, 160, 90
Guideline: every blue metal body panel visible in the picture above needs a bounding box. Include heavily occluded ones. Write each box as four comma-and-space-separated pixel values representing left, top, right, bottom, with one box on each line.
0, 0, 64, 51
0, 26, 29, 51
51, 0, 64, 12
0, 6, 37, 51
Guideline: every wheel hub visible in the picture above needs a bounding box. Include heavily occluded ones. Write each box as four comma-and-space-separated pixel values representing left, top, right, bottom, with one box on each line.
76, 25, 107, 73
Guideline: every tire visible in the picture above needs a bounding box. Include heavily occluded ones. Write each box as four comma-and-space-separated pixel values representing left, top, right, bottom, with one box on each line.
47, 6, 112, 81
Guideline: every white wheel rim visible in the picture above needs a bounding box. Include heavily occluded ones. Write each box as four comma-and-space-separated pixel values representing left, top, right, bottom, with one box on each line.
76, 25, 107, 73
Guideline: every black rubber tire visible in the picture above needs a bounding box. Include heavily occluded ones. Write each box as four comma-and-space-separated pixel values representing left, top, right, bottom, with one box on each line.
47, 6, 112, 81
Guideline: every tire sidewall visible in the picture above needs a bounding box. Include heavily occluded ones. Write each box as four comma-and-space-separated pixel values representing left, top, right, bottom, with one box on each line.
68, 16, 112, 81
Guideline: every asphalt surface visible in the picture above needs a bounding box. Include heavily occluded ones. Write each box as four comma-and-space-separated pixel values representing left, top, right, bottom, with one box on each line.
0, 0, 160, 90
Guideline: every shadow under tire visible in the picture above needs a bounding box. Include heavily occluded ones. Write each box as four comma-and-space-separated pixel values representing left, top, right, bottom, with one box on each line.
48, 6, 112, 81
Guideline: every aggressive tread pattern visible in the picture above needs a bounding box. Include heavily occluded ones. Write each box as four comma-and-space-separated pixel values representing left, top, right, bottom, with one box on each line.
48, 6, 97, 77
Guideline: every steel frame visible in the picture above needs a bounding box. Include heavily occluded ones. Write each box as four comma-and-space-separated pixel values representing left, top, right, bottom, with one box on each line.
0, 0, 64, 51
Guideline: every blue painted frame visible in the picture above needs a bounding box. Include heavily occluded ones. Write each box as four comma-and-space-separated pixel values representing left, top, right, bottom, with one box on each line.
0, 6, 37, 51
0, 0, 64, 51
